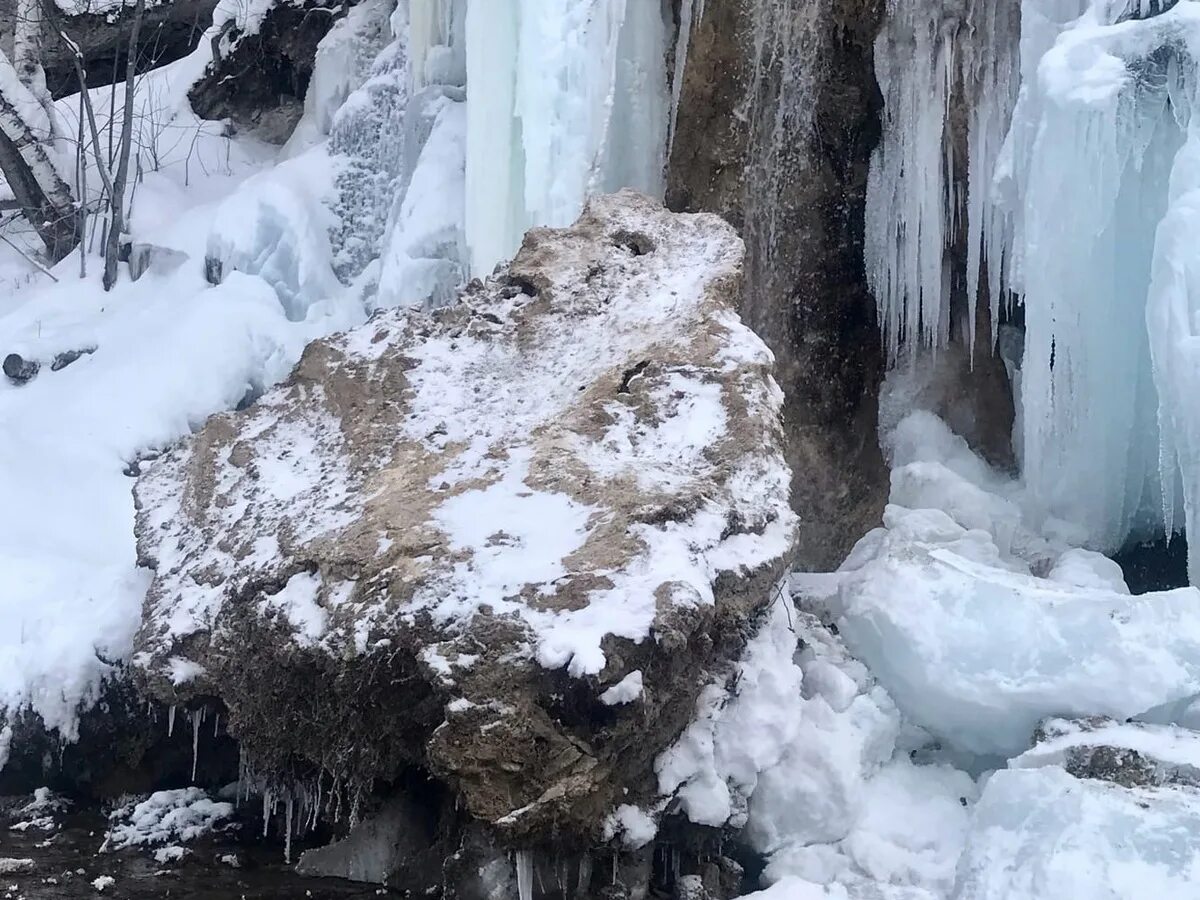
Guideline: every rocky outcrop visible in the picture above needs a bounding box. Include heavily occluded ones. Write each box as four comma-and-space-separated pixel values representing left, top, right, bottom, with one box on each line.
9, 0, 217, 98
132, 193, 796, 864
668, 0, 888, 570
188, 0, 345, 143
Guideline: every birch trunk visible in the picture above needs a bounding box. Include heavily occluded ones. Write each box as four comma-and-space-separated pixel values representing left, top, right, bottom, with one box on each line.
102, 0, 144, 290
13, 0, 59, 141
0, 50, 76, 260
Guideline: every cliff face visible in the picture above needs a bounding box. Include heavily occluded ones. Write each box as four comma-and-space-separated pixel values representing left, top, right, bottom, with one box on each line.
668, 0, 888, 570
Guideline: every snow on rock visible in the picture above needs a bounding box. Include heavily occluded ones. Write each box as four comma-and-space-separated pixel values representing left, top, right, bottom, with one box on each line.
103, 788, 234, 850
827, 410, 1200, 759
132, 191, 796, 843
1015, 716, 1200, 786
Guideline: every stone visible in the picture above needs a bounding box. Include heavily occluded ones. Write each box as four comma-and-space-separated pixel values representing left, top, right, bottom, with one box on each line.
132, 192, 796, 854
667, 0, 889, 569
128, 243, 190, 282
3, 353, 39, 385
188, 0, 341, 144
50, 347, 96, 372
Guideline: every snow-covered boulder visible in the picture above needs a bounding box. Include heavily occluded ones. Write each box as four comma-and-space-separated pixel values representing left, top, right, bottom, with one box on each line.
131, 190, 796, 845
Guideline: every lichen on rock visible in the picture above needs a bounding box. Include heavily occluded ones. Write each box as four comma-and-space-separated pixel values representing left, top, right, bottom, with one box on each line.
132, 190, 796, 847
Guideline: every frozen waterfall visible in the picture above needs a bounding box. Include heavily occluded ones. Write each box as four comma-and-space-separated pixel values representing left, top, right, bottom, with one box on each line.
462, 0, 669, 276
866, 0, 1200, 572
318, 0, 671, 308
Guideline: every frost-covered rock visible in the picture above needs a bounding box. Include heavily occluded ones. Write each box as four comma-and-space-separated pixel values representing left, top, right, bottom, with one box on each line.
132, 191, 796, 843
103, 788, 233, 850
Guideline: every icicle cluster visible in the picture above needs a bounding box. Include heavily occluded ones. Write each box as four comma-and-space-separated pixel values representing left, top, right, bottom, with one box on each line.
867, 0, 1200, 570
865, 0, 1020, 360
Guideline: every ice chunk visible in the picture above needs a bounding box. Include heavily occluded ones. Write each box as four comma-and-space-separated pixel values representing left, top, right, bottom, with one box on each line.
834, 508, 1200, 757
206, 151, 342, 321
954, 766, 1200, 898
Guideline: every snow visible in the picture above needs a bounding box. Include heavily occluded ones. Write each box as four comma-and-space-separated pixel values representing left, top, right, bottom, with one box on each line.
90, 875, 114, 892
103, 788, 234, 849
0, 15, 368, 743
600, 670, 644, 706
657, 586, 975, 899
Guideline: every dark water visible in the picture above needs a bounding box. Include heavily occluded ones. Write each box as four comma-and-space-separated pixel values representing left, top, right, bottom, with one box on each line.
0, 797, 400, 900
1113, 533, 1189, 594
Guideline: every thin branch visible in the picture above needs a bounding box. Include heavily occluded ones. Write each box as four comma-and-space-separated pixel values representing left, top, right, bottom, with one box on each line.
0, 230, 59, 281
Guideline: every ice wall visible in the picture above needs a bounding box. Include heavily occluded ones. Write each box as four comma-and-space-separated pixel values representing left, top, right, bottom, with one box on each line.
866, 0, 1200, 565
323, 0, 670, 305
463, 0, 670, 275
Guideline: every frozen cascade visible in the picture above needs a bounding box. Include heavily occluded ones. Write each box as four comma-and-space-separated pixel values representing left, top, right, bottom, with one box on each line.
864, 0, 1200, 561
462, 0, 670, 275
515, 850, 533, 900
327, 20, 411, 282
865, 0, 1020, 360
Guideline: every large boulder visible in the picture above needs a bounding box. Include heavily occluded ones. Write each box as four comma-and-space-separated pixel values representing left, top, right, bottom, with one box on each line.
131, 191, 796, 851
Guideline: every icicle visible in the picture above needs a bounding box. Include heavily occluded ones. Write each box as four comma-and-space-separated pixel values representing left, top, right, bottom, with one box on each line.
213, 712, 220, 739
515, 850, 534, 900
668, 0, 702, 158
284, 794, 294, 864
263, 790, 273, 838
190, 709, 202, 783
167, 705, 176, 738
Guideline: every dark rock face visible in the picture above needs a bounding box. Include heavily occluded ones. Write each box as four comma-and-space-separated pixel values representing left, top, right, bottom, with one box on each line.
28, 0, 217, 98
189, 0, 344, 143
0, 678, 238, 799
668, 0, 889, 569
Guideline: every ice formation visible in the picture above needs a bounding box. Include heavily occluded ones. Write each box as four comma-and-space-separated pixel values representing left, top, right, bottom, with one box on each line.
319, 0, 670, 307
462, 0, 669, 276
866, 0, 1200, 570
865, 0, 1019, 359
822, 407, 1200, 758
656, 584, 976, 897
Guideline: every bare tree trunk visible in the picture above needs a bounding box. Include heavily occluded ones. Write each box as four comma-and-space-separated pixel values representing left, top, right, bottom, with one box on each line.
0, 51, 76, 260
13, 0, 59, 141
103, 0, 144, 291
